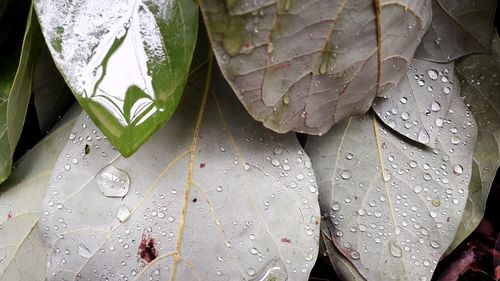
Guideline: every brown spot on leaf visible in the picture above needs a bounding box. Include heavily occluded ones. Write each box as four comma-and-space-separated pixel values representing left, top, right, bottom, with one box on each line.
199, 163, 206, 168
281, 238, 291, 243
139, 235, 158, 263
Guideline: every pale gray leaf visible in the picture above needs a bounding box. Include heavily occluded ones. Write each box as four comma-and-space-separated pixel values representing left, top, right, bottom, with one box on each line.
415, 0, 496, 62
39, 64, 320, 281
0, 107, 78, 281
373, 59, 455, 147
306, 94, 477, 280
445, 34, 500, 254
199, 0, 431, 135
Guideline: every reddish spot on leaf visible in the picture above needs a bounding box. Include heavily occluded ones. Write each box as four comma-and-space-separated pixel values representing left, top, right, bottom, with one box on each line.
281, 238, 291, 243
7, 211, 12, 220
139, 235, 158, 263
200, 163, 206, 168
244, 41, 251, 48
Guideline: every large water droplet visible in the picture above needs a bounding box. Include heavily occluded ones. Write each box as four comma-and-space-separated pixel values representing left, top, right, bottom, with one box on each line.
77, 243, 92, 258
96, 165, 130, 197
389, 242, 402, 258
430, 240, 441, 249
427, 69, 438, 80
418, 128, 430, 144
251, 260, 288, 281
340, 170, 351, 180
431, 101, 441, 112
117, 205, 131, 222
453, 165, 463, 175
350, 250, 360, 260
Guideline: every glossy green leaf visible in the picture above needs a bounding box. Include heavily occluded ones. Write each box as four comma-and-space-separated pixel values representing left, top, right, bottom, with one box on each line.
446, 35, 500, 254
306, 93, 477, 280
0, 8, 42, 183
39, 58, 320, 280
415, 0, 496, 62
373, 59, 455, 147
199, 0, 431, 135
33, 45, 75, 132
34, 0, 198, 156
0, 107, 79, 280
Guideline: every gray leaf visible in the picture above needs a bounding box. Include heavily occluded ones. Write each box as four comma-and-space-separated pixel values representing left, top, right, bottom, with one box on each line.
199, 0, 431, 135
306, 94, 477, 280
415, 0, 496, 62
39, 62, 320, 280
0, 107, 78, 281
372, 59, 455, 147
445, 34, 500, 254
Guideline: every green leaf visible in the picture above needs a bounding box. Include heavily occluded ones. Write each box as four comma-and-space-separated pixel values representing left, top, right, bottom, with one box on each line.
34, 0, 198, 157
415, 0, 496, 62
446, 34, 500, 254
199, 0, 431, 135
373, 59, 455, 147
33, 45, 75, 132
0, 107, 79, 280
0, 7, 43, 183
306, 94, 477, 279
39, 57, 320, 280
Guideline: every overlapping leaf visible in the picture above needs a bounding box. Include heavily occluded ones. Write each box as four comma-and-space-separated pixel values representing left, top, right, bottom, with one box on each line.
306, 93, 477, 280
446, 35, 500, 254
0, 107, 78, 281
373, 59, 455, 147
39, 61, 320, 280
199, 0, 431, 135
34, 0, 198, 156
0, 8, 42, 183
415, 0, 496, 62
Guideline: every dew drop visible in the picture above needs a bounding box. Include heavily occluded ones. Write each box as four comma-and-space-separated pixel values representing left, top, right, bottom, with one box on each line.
331, 202, 340, 211
346, 153, 353, 160
453, 165, 463, 175
418, 128, 430, 144
247, 268, 256, 276
451, 135, 461, 144
389, 242, 402, 258
96, 165, 130, 197
340, 170, 351, 180
69, 133, 76, 140
117, 205, 131, 222
350, 250, 360, 260
273, 146, 283, 155
431, 101, 441, 112
430, 240, 441, 249
427, 69, 438, 80
413, 185, 423, 194
77, 243, 92, 258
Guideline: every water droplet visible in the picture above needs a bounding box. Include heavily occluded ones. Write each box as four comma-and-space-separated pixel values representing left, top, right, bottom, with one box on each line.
400, 97, 408, 104
413, 185, 423, 194
245, 267, 256, 277
401, 112, 410, 120
331, 202, 340, 211
243, 163, 251, 171
273, 146, 283, 155
430, 240, 441, 249
69, 133, 76, 140
64, 164, 71, 171
271, 159, 280, 166
282, 95, 290, 105
431, 198, 441, 207
346, 153, 353, 160
350, 250, 360, 260
435, 118, 444, 127
77, 243, 92, 258
340, 170, 351, 180
444, 87, 451, 94
451, 135, 461, 144
96, 165, 130, 197
319, 59, 328, 74
431, 101, 441, 112
117, 205, 131, 222
304, 252, 313, 261
389, 242, 402, 258
418, 128, 430, 144
427, 69, 438, 80
453, 165, 463, 175
296, 173, 304, 180
216, 186, 223, 192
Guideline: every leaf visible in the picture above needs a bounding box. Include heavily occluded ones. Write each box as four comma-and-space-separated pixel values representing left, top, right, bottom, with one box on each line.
0, 107, 79, 280
38, 57, 320, 280
34, 0, 198, 157
445, 35, 500, 254
0, 7, 43, 183
414, 0, 497, 62
319, 222, 365, 281
305, 94, 477, 280
33, 45, 75, 132
372, 59, 455, 147
199, 0, 431, 135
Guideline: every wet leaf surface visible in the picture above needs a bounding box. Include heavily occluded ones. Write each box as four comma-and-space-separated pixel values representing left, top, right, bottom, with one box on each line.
415, 0, 496, 62
39, 60, 320, 280
199, 0, 431, 135
373, 59, 455, 147
306, 92, 477, 280
34, 0, 198, 156
0, 107, 78, 280
446, 35, 500, 254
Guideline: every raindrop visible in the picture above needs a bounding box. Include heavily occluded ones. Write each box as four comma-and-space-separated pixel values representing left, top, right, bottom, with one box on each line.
453, 165, 463, 175
271, 159, 280, 166
430, 240, 441, 249
401, 112, 410, 120
247, 268, 256, 276
340, 170, 351, 180
431, 198, 441, 207
243, 163, 251, 171
69, 133, 76, 140
443, 87, 451, 94
77, 243, 92, 258
400, 97, 408, 104
431, 101, 441, 112
117, 205, 131, 222
413, 185, 423, 194
435, 118, 444, 127
282, 95, 290, 105
96, 165, 130, 197
451, 135, 461, 144
427, 69, 438, 80
417, 128, 430, 144
346, 153, 353, 160
273, 146, 283, 155
331, 202, 340, 211
296, 173, 304, 180
304, 252, 313, 261
350, 250, 360, 260
389, 242, 402, 258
